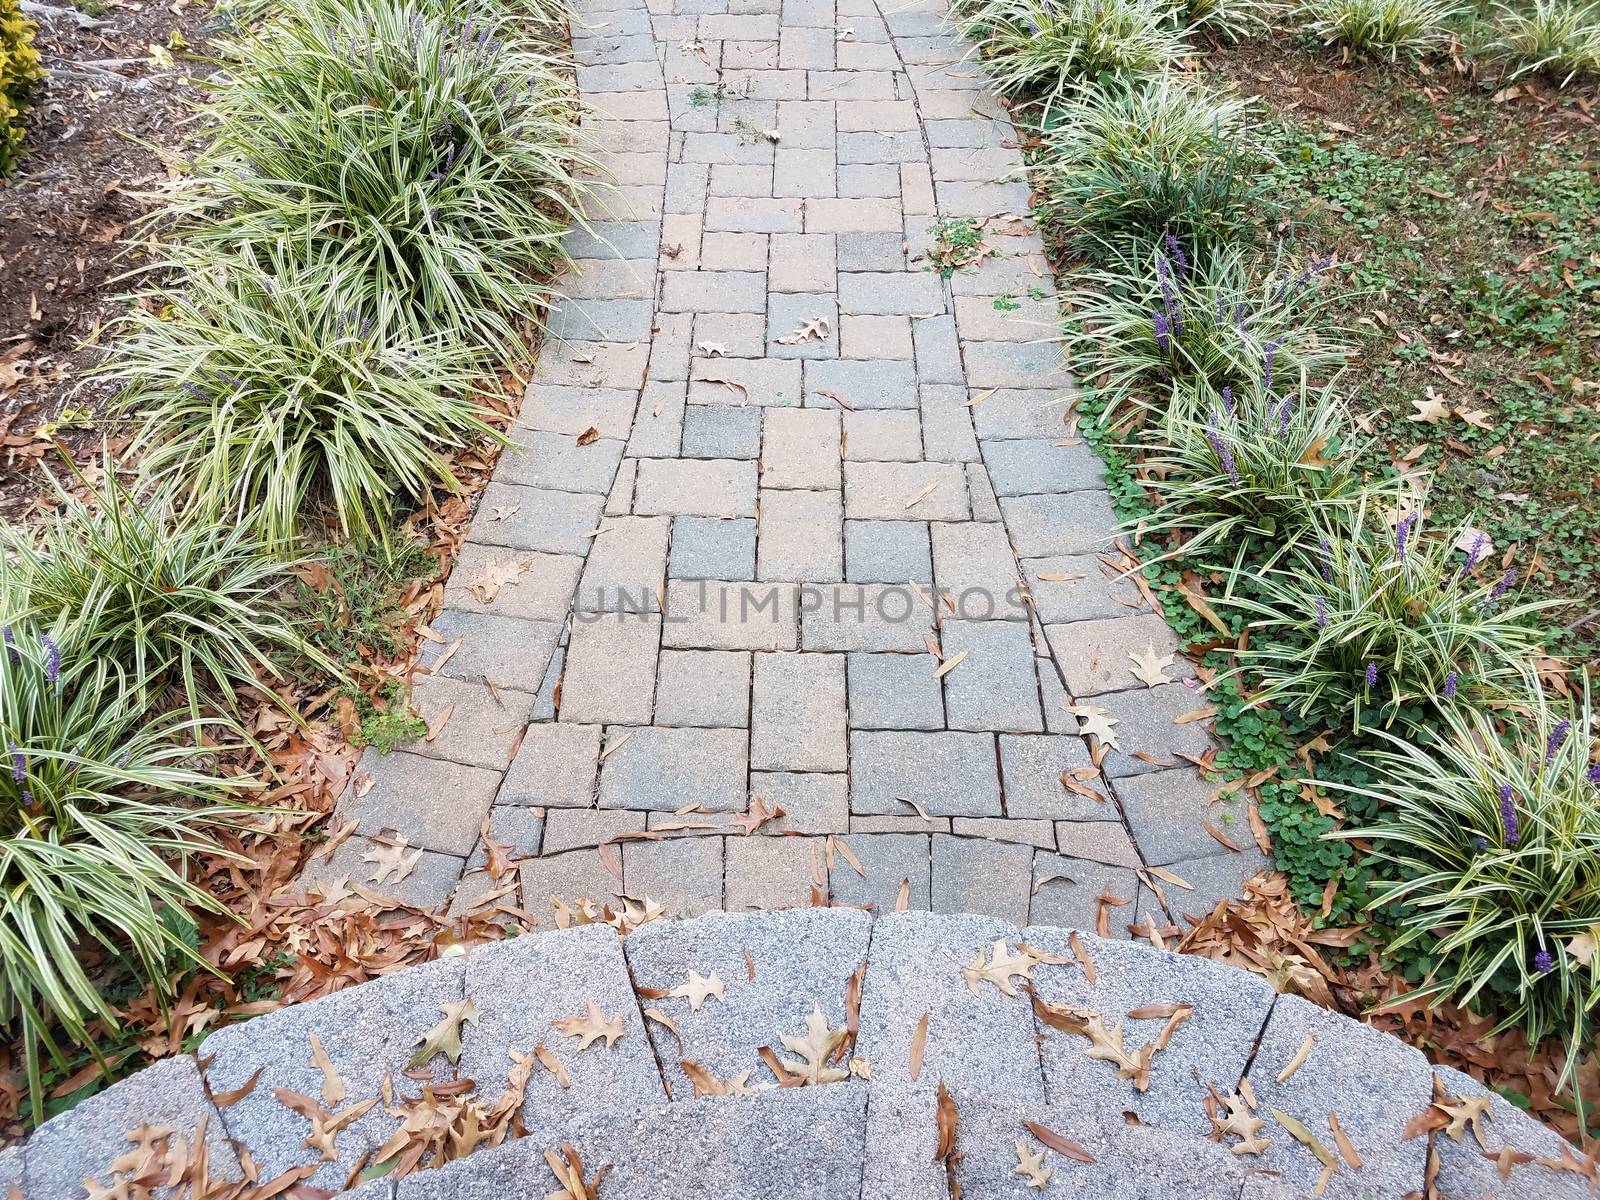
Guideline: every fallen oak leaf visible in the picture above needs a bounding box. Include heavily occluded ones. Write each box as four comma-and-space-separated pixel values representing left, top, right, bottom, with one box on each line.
668, 970, 726, 1013
961, 940, 1038, 996
778, 1006, 849, 1084
306, 1032, 344, 1106
1127, 644, 1174, 687
1014, 1139, 1053, 1187
410, 998, 479, 1068
551, 1000, 624, 1051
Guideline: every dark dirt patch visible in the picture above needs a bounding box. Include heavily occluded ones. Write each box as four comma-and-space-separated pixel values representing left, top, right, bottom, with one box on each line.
1, 0, 223, 516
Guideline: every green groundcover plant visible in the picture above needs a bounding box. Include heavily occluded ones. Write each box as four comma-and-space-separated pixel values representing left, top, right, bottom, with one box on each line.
1226, 501, 1560, 733
0, 621, 249, 1121
1034, 74, 1275, 252
1484, 0, 1600, 82
1059, 238, 1351, 422
1327, 682, 1600, 1091
110, 244, 499, 547
164, 0, 593, 356
1, 465, 315, 719
1298, 0, 1461, 56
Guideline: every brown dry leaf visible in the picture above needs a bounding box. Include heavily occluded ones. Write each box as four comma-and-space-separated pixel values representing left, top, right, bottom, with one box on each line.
552, 1000, 625, 1051
306, 1032, 345, 1106
1173, 707, 1216, 725
895, 878, 910, 911
1068, 932, 1097, 983
1014, 1139, 1053, 1188
834, 836, 866, 878
668, 970, 726, 1013
1276, 1033, 1315, 1083
776, 316, 831, 344
468, 557, 529, 604
534, 1042, 572, 1088
362, 838, 423, 887
1328, 1111, 1362, 1168
576, 427, 601, 447
1022, 1119, 1096, 1164
1067, 704, 1120, 751
1272, 1108, 1335, 1169
681, 1059, 759, 1097
544, 1142, 606, 1200
1207, 1086, 1271, 1155
1127, 644, 1175, 687
424, 703, 454, 742
211, 1067, 263, 1108
961, 940, 1038, 997
410, 998, 479, 1067
897, 795, 933, 821
778, 1006, 850, 1084
1409, 395, 1451, 423
273, 1089, 377, 1161
934, 1081, 959, 1166
909, 1013, 929, 1081
904, 480, 940, 510
732, 794, 785, 835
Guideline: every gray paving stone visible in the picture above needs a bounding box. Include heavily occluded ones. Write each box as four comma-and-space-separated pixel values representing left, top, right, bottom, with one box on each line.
847, 651, 944, 730
690, 355, 805, 407
952, 292, 1058, 340
932, 833, 1032, 925
546, 296, 657, 341
563, 219, 663, 261
950, 816, 1055, 848
1094, 682, 1217, 779
1244, 993, 1432, 1200
622, 834, 725, 915
1056, 820, 1141, 867
997, 491, 1120, 557
669, 516, 758, 580
23, 1054, 242, 1200
838, 271, 944, 316
838, 231, 909, 270
844, 519, 932, 584
829, 832, 930, 910
695, 310, 767, 358
807, 358, 919, 410
420, 609, 561, 689
842, 410, 922, 461
649, 312, 694, 381
541, 808, 646, 854
838, 162, 896, 196
664, 578, 798, 649
519, 385, 638, 437
851, 813, 950, 834
627, 380, 687, 459
628, 907, 869, 1090
564, 256, 655, 300
409, 674, 536, 770
836, 129, 923, 163
635, 457, 758, 517
967, 461, 1003, 521
577, 515, 670, 612
939, 619, 1042, 732
1114, 769, 1231, 866
471, 484, 606, 555
1431, 1065, 1591, 1200
998, 732, 1102, 821
704, 194, 803, 232
501, 722, 603, 808
519, 846, 621, 913
973, 391, 1077, 443
660, 269, 769, 314
930, 521, 1023, 614
770, 231, 837, 291
919, 383, 981, 462
460, 924, 665, 1128
559, 613, 660, 725
757, 488, 844, 580
341, 749, 500, 856
756, 770, 850, 833
599, 726, 748, 811
199, 957, 464, 1192
496, 430, 625, 495
841, 313, 914, 360
1028, 855, 1142, 935
699, 230, 771, 271
768, 292, 840, 359
1036, 657, 1080, 734
441, 543, 583, 623
682, 404, 763, 458
911, 312, 964, 384
655, 648, 752, 727
1042, 614, 1196, 698
761, 406, 841, 488
844, 461, 969, 520
982, 437, 1104, 497
725, 834, 825, 907
850, 730, 1000, 817
1021, 553, 1143, 624
751, 651, 847, 770
303, 836, 464, 910
800, 582, 932, 651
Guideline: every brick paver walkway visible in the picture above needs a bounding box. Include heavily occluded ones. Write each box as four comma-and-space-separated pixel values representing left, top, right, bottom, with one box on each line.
303, 0, 1271, 933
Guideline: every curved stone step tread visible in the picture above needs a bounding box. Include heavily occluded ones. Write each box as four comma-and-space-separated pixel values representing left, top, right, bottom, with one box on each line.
3, 911, 1585, 1200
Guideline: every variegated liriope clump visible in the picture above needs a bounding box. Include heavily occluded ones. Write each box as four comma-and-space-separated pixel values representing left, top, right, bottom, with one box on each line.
1326, 681, 1600, 1092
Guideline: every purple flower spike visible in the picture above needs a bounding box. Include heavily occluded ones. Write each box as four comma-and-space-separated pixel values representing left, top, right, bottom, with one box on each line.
1395, 511, 1418, 560
1205, 410, 1241, 486
1364, 661, 1378, 688
2, 625, 15, 667
1460, 531, 1487, 575
1475, 836, 1489, 851
1276, 395, 1293, 437
1153, 309, 1171, 353
1442, 669, 1458, 699
1547, 720, 1571, 763
1318, 537, 1334, 583
1263, 339, 1282, 393
1314, 597, 1328, 629
8, 743, 24, 785
1485, 569, 1518, 607
1221, 385, 1235, 417
1588, 763, 1600, 784
1534, 949, 1554, 974
40, 634, 60, 687
1500, 784, 1519, 847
